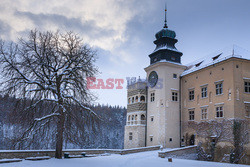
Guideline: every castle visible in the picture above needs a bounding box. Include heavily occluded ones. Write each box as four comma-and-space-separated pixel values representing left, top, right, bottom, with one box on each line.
124, 9, 250, 155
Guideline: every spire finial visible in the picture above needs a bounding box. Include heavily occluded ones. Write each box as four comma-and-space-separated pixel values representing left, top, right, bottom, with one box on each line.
164, 3, 168, 28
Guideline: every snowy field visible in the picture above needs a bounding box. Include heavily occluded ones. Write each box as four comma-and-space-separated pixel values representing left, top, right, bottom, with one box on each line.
0, 150, 248, 167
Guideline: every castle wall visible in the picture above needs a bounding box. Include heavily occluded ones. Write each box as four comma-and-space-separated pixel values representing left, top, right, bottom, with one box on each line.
181, 58, 250, 146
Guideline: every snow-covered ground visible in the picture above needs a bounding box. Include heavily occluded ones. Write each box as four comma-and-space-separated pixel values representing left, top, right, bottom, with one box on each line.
0, 150, 248, 167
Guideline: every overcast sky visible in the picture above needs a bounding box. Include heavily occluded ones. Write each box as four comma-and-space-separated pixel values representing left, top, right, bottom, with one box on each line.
1, 0, 250, 107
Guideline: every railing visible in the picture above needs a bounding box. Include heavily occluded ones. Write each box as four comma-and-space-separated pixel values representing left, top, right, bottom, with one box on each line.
126, 120, 146, 126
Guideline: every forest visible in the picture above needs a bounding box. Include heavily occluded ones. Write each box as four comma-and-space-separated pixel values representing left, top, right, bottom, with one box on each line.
0, 94, 126, 150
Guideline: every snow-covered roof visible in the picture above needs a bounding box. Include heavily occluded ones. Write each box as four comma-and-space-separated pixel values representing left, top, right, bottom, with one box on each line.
181, 45, 250, 76
153, 44, 182, 54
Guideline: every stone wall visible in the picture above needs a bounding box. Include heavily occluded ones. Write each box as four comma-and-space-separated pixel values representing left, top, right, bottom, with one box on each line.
124, 125, 146, 149
158, 145, 197, 159
0, 146, 161, 159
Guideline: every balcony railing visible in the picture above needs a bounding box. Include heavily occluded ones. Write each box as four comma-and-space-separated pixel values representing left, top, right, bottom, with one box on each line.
126, 120, 146, 126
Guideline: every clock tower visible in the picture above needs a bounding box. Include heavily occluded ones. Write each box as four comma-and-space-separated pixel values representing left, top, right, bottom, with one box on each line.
145, 8, 186, 148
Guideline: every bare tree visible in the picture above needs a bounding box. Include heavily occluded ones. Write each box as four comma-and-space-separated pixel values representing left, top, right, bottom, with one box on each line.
0, 30, 99, 158
185, 119, 249, 163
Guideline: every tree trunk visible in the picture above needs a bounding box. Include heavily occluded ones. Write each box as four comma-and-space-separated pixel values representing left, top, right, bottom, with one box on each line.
55, 109, 65, 159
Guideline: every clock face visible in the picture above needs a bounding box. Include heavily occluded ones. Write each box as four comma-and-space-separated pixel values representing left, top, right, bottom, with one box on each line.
148, 71, 158, 88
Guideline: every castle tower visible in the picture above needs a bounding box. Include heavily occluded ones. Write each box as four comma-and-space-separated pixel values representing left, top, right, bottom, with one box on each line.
124, 78, 147, 149
144, 8, 186, 148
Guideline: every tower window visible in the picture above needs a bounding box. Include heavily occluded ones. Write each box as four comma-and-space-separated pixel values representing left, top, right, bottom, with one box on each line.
150, 92, 155, 102
216, 106, 223, 118
201, 87, 207, 98
173, 74, 177, 79
135, 96, 138, 102
140, 96, 145, 102
172, 92, 178, 101
189, 90, 195, 101
215, 82, 223, 95
150, 136, 153, 142
189, 110, 195, 121
169, 138, 173, 142
151, 116, 154, 122
129, 132, 133, 140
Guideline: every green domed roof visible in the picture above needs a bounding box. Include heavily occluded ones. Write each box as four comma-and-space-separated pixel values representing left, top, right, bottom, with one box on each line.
155, 28, 176, 39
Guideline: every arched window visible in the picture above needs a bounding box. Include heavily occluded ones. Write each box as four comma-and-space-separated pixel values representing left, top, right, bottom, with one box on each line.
135, 96, 138, 102
190, 135, 195, 145
127, 115, 131, 125
128, 98, 131, 104
131, 115, 134, 125
141, 114, 146, 124
141, 114, 146, 120
132, 97, 134, 103
135, 115, 138, 124
140, 96, 145, 102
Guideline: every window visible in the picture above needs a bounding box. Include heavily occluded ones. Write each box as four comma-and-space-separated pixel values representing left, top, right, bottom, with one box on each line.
189, 110, 195, 121
201, 87, 207, 98
128, 98, 131, 104
195, 61, 203, 67
150, 92, 155, 102
169, 138, 172, 142
173, 74, 177, 79
216, 82, 223, 95
245, 81, 250, 93
172, 92, 178, 101
150, 136, 153, 142
129, 132, 133, 140
135, 96, 138, 102
141, 114, 146, 124
151, 117, 154, 121
132, 97, 134, 103
189, 90, 195, 101
212, 53, 222, 61
201, 108, 208, 120
140, 96, 145, 102
216, 106, 223, 118
160, 99, 164, 106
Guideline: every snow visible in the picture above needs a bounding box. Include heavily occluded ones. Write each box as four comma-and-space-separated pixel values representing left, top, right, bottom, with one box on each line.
153, 44, 182, 54
0, 150, 248, 167
181, 45, 250, 76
